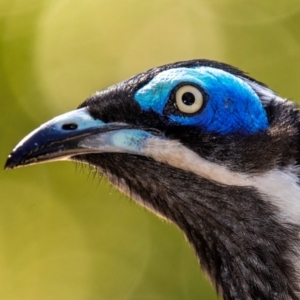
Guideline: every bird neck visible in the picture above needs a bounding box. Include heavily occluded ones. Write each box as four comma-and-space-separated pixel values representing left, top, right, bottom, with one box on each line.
92, 154, 300, 300
175, 183, 300, 300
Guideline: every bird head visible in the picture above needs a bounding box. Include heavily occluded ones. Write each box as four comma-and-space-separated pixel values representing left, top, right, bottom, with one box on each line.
5, 59, 300, 299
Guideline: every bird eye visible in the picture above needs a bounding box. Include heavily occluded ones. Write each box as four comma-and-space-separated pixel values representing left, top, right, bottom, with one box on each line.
175, 85, 204, 114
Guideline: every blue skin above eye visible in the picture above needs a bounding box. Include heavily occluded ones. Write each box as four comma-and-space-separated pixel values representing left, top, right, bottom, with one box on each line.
134, 67, 269, 135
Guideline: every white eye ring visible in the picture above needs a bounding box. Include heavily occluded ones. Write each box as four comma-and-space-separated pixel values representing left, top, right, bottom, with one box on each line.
175, 85, 204, 114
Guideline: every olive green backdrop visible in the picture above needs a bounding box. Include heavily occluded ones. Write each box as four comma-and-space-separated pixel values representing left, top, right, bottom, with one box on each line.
1, 1, 300, 299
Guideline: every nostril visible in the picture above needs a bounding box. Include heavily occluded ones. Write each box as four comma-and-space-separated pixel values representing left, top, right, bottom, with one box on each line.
62, 123, 78, 130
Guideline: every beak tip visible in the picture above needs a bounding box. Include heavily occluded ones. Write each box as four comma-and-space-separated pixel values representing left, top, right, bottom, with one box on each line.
4, 154, 18, 170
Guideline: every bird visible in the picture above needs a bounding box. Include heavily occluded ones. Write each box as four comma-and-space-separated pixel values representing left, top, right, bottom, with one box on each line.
4, 59, 300, 299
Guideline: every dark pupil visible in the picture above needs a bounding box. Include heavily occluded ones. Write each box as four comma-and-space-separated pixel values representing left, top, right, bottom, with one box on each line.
182, 92, 195, 105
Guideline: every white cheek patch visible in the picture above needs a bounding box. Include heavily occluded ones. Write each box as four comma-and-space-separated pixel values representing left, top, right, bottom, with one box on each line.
251, 168, 300, 222
143, 137, 300, 225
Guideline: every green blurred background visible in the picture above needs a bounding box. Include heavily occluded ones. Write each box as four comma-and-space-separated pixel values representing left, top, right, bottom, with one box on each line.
1, 1, 300, 299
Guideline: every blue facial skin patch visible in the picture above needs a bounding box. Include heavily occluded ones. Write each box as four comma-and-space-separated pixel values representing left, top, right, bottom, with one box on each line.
79, 129, 153, 155
134, 67, 269, 135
